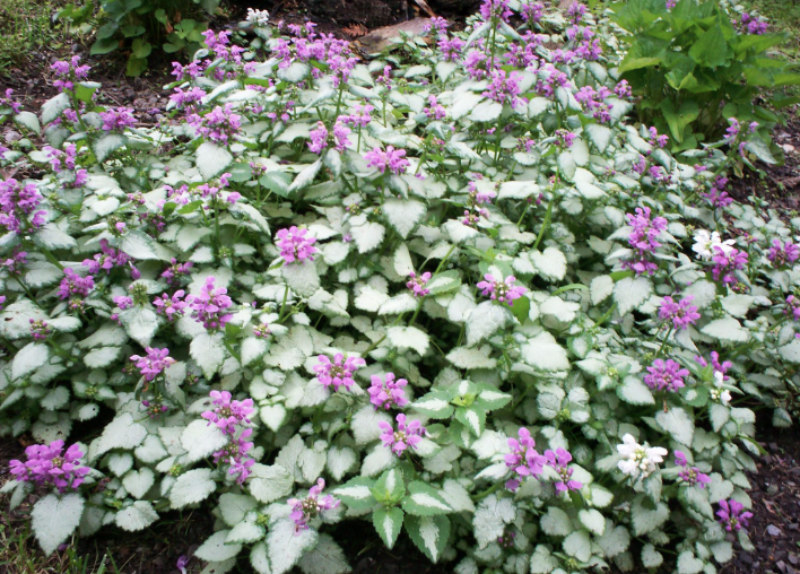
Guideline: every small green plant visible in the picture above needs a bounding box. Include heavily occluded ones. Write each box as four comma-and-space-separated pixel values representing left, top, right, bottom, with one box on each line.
0, 0, 65, 77
611, 0, 800, 150
59, 0, 220, 76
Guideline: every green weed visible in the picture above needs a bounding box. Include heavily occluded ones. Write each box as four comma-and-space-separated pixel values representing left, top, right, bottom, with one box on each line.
0, 0, 67, 77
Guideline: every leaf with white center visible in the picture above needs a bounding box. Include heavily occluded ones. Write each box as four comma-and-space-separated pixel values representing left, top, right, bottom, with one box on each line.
120, 307, 159, 347
446, 346, 497, 370
393, 244, 414, 276
354, 284, 389, 312
218, 493, 259, 527
181, 419, 229, 464
115, 501, 159, 532
94, 134, 126, 162
15, 111, 41, 134
259, 403, 287, 432
596, 522, 629, 558
373, 507, 403, 549
176, 225, 212, 251
677, 551, 704, 574
351, 406, 392, 444
440, 480, 474, 513
190, 332, 226, 379
267, 519, 318, 574
701, 317, 749, 343
711, 541, 733, 563
278, 61, 309, 83
402, 482, 452, 516
12, 342, 50, 380
31, 493, 84, 555
387, 325, 429, 355
122, 468, 155, 499
326, 446, 357, 481
169, 468, 217, 508
531, 247, 567, 281
779, 339, 800, 363
25, 260, 62, 287
135, 435, 168, 464
540, 506, 572, 537
473, 494, 515, 548
197, 141, 233, 180
586, 123, 613, 152
241, 336, 268, 366
90, 413, 147, 460
470, 100, 503, 122
83, 346, 121, 369
298, 534, 350, 574
563, 530, 592, 563
41, 92, 70, 125
590, 275, 614, 305
578, 509, 606, 536
248, 464, 294, 503
351, 221, 385, 254
250, 542, 272, 574
466, 301, 508, 347
614, 276, 652, 316
378, 293, 418, 315
35, 222, 77, 249
298, 445, 327, 484
412, 394, 454, 419
361, 445, 395, 477
443, 219, 479, 243
405, 515, 450, 563
227, 520, 264, 544
530, 545, 559, 574
121, 230, 162, 260
383, 199, 426, 238
656, 407, 694, 445
617, 375, 656, 405
108, 453, 134, 476
721, 294, 754, 318
709, 403, 730, 432
282, 262, 320, 298
632, 498, 669, 535
451, 92, 483, 119
520, 331, 569, 371
683, 280, 717, 309
195, 530, 242, 562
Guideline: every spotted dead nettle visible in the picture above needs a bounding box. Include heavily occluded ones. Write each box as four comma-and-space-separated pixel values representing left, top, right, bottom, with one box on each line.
616, 433, 668, 479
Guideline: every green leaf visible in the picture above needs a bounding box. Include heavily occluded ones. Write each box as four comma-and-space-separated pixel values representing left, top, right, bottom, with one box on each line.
631, 498, 669, 535
372, 468, 406, 503
120, 307, 159, 347
196, 141, 233, 180
89, 413, 147, 460
12, 342, 49, 381
40, 93, 70, 125
94, 134, 125, 162
332, 477, 376, 512
267, 519, 318, 574
540, 506, 572, 537
181, 419, 228, 464
520, 331, 569, 371
614, 276, 652, 315
298, 534, 350, 574
190, 332, 226, 379
466, 301, 508, 346
617, 375, 656, 405
373, 507, 404, 549
563, 530, 592, 562
122, 468, 155, 499
195, 530, 242, 562
169, 468, 217, 509
701, 317, 749, 343
386, 326, 429, 356
14, 111, 41, 135
382, 199, 426, 238
401, 482, 452, 516
473, 494, 515, 547
656, 407, 694, 445
248, 464, 294, 503
578, 508, 606, 536
115, 501, 159, 532
32, 493, 84, 555
688, 24, 731, 68
405, 515, 450, 563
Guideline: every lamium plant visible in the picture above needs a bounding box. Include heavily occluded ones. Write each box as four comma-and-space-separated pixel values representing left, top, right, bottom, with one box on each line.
1, 1, 799, 573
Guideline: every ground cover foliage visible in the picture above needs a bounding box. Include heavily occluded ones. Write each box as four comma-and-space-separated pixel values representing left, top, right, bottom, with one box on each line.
1, 1, 800, 573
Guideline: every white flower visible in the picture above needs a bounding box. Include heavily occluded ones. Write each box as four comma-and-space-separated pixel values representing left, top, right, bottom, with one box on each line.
246, 8, 270, 26
616, 433, 668, 479
710, 370, 732, 405
692, 229, 735, 260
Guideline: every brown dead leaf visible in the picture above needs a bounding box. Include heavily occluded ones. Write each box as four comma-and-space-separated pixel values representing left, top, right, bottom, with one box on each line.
343, 23, 369, 38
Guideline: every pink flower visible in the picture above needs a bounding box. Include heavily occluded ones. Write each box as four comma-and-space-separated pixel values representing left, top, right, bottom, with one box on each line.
201, 390, 255, 435
644, 358, 688, 392
314, 354, 365, 391
621, 206, 667, 276
288, 478, 340, 532
504, 428, 545, 491
187, 276, 233, 330
9, 440, 91, 493
716, 499, 753, 532
658, 295, 700, 330
674, 451, 711, 488
153, 290, 188, 321
379, 413, 426, 456
476, 274, 526, 306
544, 448, 582, 494
767, 239, 800, 268
130, 347, 175, 381
407, 271, 432, 297
276, 226, 317, 265
368, 373, 409, 410
364, 146, 409, 175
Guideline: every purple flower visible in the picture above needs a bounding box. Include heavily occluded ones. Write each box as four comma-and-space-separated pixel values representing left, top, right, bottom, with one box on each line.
767, 239, 800, 268
364, 146, 409, 175
379, 413, 426, 456
50, 56, 90, 92
82, 239, 132, 275
483, 69, 523, 108
644, 358, 688, 392
308, 122, 328, 154
276, 226, 317, 265
476, 274, 526, 306
786, 295, 800, 321
407, 271, 432, 297
99, 107, 137, 131
288, 478, 340, 532
58, 268, 94, 301
130, 347, 175, 382
479, 0, 513, 22
716, 499, 753, 532
161, 258, 193, 285
201, 390, 255, 435
423, 95, 447, 120
658, 295, 700, 330
368, 373, 409, 410
710, 246, 748, 286
521, 1, 544, 24
187, 276, 233, 330
544, 448, 582, 494
614, 79, 632, 98
314, 354, 365, 391
555, 129, 576, 148
0, 178, 47, 234
674, 450, 711, 488
190, 104, 241, 145
113, 295, 133, 310
695, 351, 733, 380
153, 290, 188, 321
9, 440, 91, 493
621, 206, 667, 276
504, 428, 545, 491
212, 427, 256, 484
29, 319, 52, 341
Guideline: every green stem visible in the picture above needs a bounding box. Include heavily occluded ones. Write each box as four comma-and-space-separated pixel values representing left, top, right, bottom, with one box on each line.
655, 325, 674, 358
533, 198, 555, 251
277, 285, 290, 322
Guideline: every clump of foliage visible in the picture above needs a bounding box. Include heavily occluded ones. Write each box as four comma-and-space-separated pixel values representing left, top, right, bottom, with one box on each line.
59, 0, 220, 76
1, 2, 800, 573
611, 0, 800, 151
0, 0, 66, 76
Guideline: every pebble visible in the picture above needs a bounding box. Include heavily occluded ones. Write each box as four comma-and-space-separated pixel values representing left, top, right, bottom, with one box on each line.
768, 524, 783, 537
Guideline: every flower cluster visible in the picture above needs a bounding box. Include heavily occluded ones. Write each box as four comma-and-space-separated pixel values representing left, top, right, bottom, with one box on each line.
368, 373, 409, 410
692, 229, 735, 260
476, 274, 526, 306
711, 246, 748, 286
201, 390, 256, 484
246, 7, 270, 26
406, 271, 432, 297
716, 499, 753, 532
544, 448, 582, 494
188, 103, 241, 145
187, 276, 233, 330
9, 440, 91, 493
379, 413, 426, 457
483, 69, 523, 108
364, 145, 409, 175
622, 206, 667, 275
129, 347, 175, 382
735, 12, 768, 35
58, 268, 95, 304
314, 354, 366, 391
51, 56, 90, 91
288, 478, 340, 532
0, 178, 46, 234
767, 239, 800, 268
29, 319, 52, 341
153, 290, 188, 321
674, 451, 710, 488
99, 107, 137, 131
82, 239, 136, 277
276, 226, 317, 264
702, 175, 734, 208
616, 433, 667, 479
658, 295, 700, 330
505, 428, 544, 492
644, 359, 688, 392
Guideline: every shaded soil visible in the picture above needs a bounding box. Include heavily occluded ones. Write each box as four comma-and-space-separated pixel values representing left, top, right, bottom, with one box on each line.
2, 1, 800, 573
